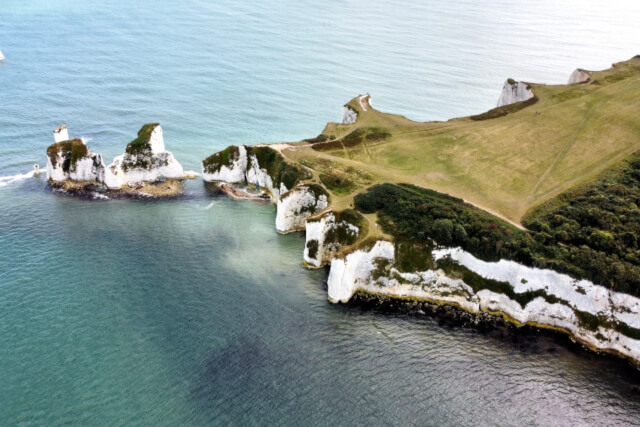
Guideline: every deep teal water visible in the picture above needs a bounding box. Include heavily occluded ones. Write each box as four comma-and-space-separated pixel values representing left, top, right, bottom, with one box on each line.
1, 0, 640, 425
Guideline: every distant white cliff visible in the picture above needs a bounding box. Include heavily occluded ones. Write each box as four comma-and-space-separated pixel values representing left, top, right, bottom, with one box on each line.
496, 80, 535, 107
568, 68, 591, 84
342, 106, 357, 124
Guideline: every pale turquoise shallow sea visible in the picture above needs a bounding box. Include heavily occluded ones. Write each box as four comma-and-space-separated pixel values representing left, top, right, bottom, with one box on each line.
1, 0, 640, 424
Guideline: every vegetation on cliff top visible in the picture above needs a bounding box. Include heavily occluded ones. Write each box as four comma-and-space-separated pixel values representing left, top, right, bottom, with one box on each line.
46, 139, 89, 172
203, 145, 311, 190
202, 145, 242, 174
125, 123, 159, 155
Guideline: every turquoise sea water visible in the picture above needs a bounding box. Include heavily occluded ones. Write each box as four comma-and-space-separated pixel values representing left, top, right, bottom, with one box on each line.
1, 0, 640, 424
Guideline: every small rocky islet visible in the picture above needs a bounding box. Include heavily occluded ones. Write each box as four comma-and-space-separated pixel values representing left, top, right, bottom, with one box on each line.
45, 123, 191, 199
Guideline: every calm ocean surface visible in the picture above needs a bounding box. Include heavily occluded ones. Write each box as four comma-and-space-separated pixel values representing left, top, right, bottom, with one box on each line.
1, 0, 640, 424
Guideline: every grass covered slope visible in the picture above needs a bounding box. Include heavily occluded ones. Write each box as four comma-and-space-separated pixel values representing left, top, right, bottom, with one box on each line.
287, 56, 640, 224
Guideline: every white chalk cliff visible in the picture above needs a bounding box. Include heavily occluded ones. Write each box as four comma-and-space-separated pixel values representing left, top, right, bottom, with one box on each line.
202, 145, 248, 184
496, 80, 535, 107
342, 106, 357, 124
568, 68, 591, 84
104, 124, 183, 188
203, 145, 329, 232
275, 185, 328, 233
303, 212, 360, 267
201, 145, 288, 199
53, 125, 69, 143
326, 240, 640, 365
46, 138, 106, 183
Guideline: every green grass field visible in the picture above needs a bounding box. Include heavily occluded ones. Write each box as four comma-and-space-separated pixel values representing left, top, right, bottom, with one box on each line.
283, 56, 640, 226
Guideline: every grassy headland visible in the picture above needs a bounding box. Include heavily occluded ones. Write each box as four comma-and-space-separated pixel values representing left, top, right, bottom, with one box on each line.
283, 56, 640, 225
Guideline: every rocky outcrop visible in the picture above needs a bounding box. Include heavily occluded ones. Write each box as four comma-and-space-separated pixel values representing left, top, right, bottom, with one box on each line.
202, 145, 307, 200
46, 138, 106, 182
203, 144, 320, 231
104, 123, 184, 189
53, 125, 69, 143
46, 123, 185, 193
342, 106, 357, 124
202, 145, 248, 183
496, 79, 535, 107
568, 68, 591, 84
327, 241, 640, 365
275, 184, 328, 233
303, 210, 361, 267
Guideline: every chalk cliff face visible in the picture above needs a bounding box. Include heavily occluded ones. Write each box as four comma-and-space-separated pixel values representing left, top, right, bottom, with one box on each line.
202, 145, 248, 184
327, 241, 640, 365
202, 145, 300, 199
568, 68, 591, 84
46, 138, 106, 182
303, 211, 361, 267
342, 106, 357, 124
104, 124, 184, 188
276, 184, 328, 233
53, 125, 69, 143
496, 80, 535, 107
